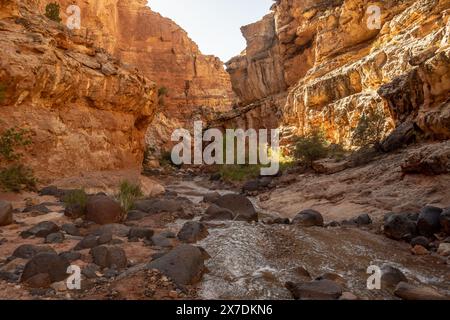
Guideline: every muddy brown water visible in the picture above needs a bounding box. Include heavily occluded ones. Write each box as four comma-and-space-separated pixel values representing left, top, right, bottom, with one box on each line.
167, 179, 450, 300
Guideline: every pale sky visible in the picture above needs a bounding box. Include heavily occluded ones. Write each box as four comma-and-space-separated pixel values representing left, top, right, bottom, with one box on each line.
148, 0, 273, 62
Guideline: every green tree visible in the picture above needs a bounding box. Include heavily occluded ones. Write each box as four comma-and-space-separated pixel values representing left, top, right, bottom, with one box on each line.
351, 108, 386, 148
294, 128, 329, 166
45, 3, 62, 23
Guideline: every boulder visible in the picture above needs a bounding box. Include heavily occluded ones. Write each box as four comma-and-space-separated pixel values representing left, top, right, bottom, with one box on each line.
59, 251, 81, 262
133, 198, 185, 214
394, 282, 447, 300
202, 192, 221, 203
410, 236, 430, 249
242, 180, 260, 193
126, 210, 147, 221
383, 213, 417, 240
214, 194, 257, 222
201, 204, 234, 222
411, 245, 429, 256
128, 227, 154, 241
75, 230, 112, 251
64, 204, 86, 219
45, 232, 65, 244
417, 206, 443, 237
21, 221, 60, 239
285, 280, 343, 300
381, 265, 408, 289
90, 245, 127, 269
292, 209, 324, 227
440, 208, 450, 235
0, 201, 13, 226
21, 253, 70, 286
91, 224, 130, 238
61, 223, 81, 236
146, 244, 208, 286
22, 204, 50, 214
12, 244, 56, 260
85, 195, 123, 225
177, 222, 209, 243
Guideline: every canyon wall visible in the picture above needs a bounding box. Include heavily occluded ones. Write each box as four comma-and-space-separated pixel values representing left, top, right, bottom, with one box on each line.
0, 0, 158, 181
224, 0, 450, 148
32, 0, 235, 152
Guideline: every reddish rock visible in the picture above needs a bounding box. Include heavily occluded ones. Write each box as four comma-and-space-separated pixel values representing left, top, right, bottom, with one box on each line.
86, 196, 124, 225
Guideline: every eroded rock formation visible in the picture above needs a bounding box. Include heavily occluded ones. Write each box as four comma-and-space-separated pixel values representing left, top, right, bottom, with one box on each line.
223, 0, 450, 148
0, 0, 157, 180
32, 0, 235, 152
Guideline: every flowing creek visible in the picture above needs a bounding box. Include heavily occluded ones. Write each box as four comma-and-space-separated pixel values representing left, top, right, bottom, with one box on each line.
166, 178, 450, 300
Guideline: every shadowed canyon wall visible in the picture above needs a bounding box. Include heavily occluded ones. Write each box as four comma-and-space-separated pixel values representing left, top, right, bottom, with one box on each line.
222, 0, 450, 148
0, 0, 158, 181
31, 0, 235, 152
0, 0, 235, 181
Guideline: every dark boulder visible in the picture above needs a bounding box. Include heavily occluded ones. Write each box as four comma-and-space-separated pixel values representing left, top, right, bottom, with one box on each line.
383, 213, 417, 240
21, 253, 70, 286
90, 245, 127, 269
12, 244, 56, 260
126, 210, 147, 221
214, 194, 257, 222
394, 282, 447, 300
61, 223, 81, 236
20, 221, 60, 239
177, 222, 209, 243
45, 232, 65, 244
410, 236, 430, 249
64, 204, 86, 219
285, 280, 343, 300
292, 209, 324, 227
439, 208, 450, 235
201, 204, 234, 222
417, 206, 443, 237
381, 265, 408, 290
146, 244, 208, 286
128, 227, 154, 242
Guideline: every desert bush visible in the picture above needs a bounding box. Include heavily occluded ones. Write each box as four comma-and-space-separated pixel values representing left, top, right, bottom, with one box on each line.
0, 164, 37, 192
0, 128, 32, 162
63, 189, 88, 209
45, 3, 62, 23
293, 129, 329, 166
117, 181, 143, 212
351, 109, 386, 148
0, 127, 36, 192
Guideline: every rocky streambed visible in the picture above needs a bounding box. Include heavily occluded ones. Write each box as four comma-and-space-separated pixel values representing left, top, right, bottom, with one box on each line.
0, 173, 449, 300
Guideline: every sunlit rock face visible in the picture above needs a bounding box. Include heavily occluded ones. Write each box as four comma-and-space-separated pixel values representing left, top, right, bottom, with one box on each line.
224, 0, 450, 147
0, 1, 158, 181
31, 0, 235, 152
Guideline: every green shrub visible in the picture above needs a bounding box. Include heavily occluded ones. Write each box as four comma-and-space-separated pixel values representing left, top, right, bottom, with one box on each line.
0, 127, 36, 193
117, 181, 143, 213
63, 189, 88, 209
0, 164, 37, 192
351, 109, 386, 148
294, 129, 329, 166
0, 128, 32, 162
219, 164, 261, 182
45, 3, 62, 23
